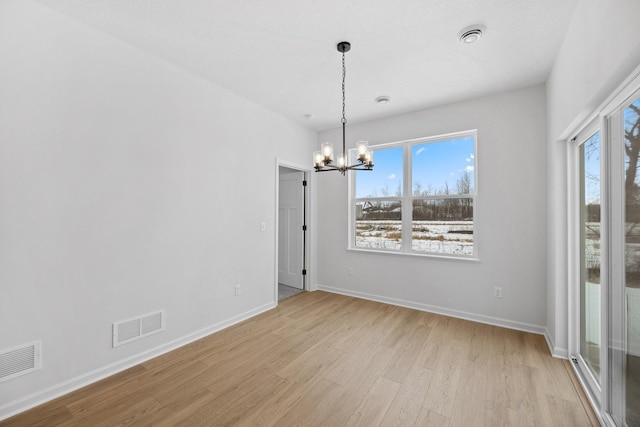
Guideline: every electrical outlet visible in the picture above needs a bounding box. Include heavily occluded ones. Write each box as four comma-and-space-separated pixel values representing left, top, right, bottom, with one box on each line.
494, 287, 503, 298
234, 284, 241, 296
348, 267, 353, 276
260, 221, 266, 232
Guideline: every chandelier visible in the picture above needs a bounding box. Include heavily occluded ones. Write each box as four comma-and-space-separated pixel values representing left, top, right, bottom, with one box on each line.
313, 41, 374, 175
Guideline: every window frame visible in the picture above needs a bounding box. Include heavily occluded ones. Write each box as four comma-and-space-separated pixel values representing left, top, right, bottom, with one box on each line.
348, 130, 478, 260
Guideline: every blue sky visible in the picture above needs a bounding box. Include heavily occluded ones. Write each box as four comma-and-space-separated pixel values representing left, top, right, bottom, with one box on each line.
355, 137, 475, 198
583, 132, 600, 204
582, 97, 639, 205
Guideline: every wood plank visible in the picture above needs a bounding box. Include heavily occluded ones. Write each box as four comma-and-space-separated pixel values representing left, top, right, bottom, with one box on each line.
0, 291, 598, 427
421, 337, 467, 417
379, 363, 433, 426
484, 401, 519, 426
346, 376, 401, 427
381, 323, 432, 383
140, 388, 216, 427
415, 408, 451, 427
450, 359, 488, 427
545, 395, 592, 427
562, 359, 600, 426
271, 379, 344, 427
319, 346, 397, 425
277, 342, 345, 384
0, 405, 73, 427
513, 365, 555, 426
234, 378, 306, 427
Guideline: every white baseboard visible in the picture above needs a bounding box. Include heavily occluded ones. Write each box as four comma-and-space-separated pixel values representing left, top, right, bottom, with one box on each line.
543, 327, 569, 359
0, 301, 276, 422
317, 284, 547, 336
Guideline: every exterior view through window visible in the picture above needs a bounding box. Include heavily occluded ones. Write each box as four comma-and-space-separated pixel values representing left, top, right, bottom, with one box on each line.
352, 132, 476, 257
579, 130, 601, 382
623, 95, 640, 426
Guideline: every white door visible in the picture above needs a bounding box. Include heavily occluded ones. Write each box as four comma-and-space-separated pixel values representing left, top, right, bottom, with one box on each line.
278, 169, 304, 289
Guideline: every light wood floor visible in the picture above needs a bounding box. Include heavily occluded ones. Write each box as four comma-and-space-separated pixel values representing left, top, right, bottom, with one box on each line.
2, 291, 599, 426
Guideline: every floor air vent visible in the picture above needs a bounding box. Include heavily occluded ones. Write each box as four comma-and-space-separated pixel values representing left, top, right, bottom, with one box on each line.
0, 341, 41, 383
113, 310, 165, 348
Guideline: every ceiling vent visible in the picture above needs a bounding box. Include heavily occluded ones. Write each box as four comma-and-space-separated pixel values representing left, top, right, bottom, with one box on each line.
459, 26, 485, 44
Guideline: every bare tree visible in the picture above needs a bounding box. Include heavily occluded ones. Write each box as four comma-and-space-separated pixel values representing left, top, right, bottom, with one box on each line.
625, 102, 640, 223
440, 182, 450, 196
413, 181, 422, 196
456, 171, 472, 194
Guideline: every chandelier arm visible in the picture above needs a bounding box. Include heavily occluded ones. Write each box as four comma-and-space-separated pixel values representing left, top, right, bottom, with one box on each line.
315, 166, 341, 172
346, 164, 374, 171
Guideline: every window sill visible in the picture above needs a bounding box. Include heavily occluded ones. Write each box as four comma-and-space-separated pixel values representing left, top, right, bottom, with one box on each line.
346, 247, 480, 262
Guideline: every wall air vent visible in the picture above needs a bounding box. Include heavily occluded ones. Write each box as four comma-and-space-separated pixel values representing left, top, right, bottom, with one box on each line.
113, 310, 165, 348
0, 341, 41, 383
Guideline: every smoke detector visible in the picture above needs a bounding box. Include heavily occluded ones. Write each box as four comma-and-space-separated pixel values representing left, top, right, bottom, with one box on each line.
375, 96, 391, 105
459, 26, 485, 44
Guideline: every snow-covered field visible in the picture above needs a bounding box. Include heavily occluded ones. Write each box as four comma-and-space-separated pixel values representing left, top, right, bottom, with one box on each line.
586, 282, 640, 357
584, 222, 640, 276
355, 220, 473, 255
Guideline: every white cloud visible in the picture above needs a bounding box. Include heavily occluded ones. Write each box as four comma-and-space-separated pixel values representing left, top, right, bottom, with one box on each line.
415, 147, 426, 155
465, 165, 474, 172
470, 153, 475, 159
388, 173, 396, 180
466, 158, 471, 162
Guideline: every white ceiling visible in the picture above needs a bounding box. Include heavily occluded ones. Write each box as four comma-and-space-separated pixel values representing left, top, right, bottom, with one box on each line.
36, 0, 577, 131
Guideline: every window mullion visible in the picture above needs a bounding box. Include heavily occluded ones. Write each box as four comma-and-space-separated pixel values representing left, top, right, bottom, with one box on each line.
402, 143, 412, 252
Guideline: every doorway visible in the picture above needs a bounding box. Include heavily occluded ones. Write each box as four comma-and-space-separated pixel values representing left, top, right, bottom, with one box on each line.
570, 83, 640, 426
277, 165, 307, 301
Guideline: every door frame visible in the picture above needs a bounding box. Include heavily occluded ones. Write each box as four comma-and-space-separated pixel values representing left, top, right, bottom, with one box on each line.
567, 67, 640, 426
567, 117, 607, 411
274, 159, 311, 303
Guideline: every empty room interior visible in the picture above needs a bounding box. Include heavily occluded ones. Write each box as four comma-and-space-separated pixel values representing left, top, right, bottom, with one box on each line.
1, 0, 640, 425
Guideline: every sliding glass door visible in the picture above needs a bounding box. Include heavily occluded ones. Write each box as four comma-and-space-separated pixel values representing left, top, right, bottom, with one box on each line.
572, 85, 640, 426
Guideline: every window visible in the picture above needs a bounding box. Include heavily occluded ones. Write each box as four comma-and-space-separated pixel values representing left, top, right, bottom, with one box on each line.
350, 131, 476, 257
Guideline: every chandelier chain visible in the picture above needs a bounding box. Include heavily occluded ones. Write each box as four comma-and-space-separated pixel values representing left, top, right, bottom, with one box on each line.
341, 52, 346, 124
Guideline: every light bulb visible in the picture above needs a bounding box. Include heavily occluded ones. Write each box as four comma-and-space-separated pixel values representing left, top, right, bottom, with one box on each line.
313, 151, 323, 168
365, 150, 374, 166
357, 141, 368, 162
321, 142, 334, 162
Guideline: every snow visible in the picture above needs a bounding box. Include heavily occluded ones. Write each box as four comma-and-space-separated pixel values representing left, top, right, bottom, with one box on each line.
355, 220, 473, 255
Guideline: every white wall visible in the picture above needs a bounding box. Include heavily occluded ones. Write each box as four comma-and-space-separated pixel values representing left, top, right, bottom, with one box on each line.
317, 85, 548, 332
0, 0, 316, 418
546, 0, 640, 356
